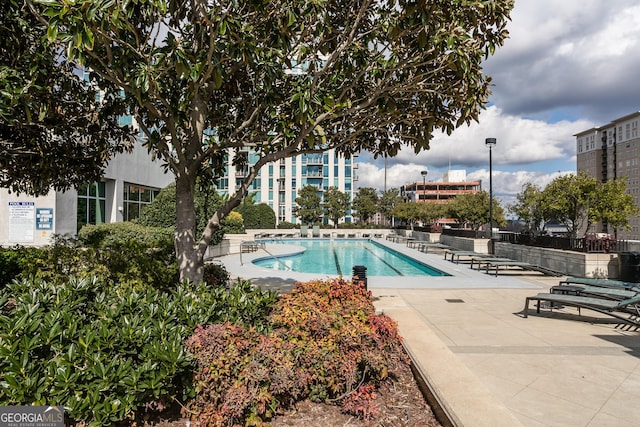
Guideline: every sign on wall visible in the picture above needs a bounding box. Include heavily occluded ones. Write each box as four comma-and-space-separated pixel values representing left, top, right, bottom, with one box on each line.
8, 202, 35, 243
36, 208, 54, 231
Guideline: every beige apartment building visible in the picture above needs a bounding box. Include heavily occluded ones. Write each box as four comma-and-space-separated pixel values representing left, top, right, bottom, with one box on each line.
576, 111, 640, 239
400, 169, 481, 227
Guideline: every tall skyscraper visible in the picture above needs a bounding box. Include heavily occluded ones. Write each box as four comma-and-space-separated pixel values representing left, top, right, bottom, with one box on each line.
216, 149, 357, 225
576, 111, 640, 239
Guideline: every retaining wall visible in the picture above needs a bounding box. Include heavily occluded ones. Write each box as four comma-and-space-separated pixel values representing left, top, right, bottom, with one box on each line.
494, 242, 619, 278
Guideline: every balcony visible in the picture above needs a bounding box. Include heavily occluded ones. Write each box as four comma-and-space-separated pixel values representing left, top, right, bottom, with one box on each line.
303, 155, 323, 165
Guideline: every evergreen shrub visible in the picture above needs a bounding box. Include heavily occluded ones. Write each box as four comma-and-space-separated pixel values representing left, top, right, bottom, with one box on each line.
0, 277, 278, 425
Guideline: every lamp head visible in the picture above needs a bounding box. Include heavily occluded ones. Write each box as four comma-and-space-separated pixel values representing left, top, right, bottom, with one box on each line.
421, 169, 428, 177
485, 137, 497, 147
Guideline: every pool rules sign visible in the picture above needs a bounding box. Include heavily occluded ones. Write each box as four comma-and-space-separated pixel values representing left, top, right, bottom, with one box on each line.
8, 202, 54, 243
8, 202, 35, 243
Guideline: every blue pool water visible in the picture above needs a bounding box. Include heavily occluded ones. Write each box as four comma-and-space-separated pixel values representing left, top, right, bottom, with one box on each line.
253, 239, 449, 277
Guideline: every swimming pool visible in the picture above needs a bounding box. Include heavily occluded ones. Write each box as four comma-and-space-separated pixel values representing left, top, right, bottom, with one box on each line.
253, 239, 450, 277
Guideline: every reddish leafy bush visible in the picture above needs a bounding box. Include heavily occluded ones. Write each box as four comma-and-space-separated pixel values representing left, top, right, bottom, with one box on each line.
184, 278, 408, 426
340, 383, 380, 420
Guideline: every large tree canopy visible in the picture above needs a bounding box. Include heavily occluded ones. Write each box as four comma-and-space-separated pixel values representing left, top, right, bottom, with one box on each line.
28, 0, 513, 282
541, 172, 638, 237
0, 0, 133, 195
293, 185, 323, 225
507, 183, 549, 236
379, 188, 402, 225
352, 187, 379, 224
322, 186, 350, 228
447, 191, 505, 231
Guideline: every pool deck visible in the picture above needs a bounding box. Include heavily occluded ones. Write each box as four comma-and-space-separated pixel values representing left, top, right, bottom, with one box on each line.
217, 238, 640, 427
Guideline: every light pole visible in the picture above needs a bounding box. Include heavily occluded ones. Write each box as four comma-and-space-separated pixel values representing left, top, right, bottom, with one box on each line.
485, 138, 496, 245
420, 169, 428, 202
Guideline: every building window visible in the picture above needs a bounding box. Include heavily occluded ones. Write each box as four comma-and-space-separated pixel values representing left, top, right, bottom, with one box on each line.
216, 178, 229, 191
77, 182, 106, 232
123, 183, 160, 221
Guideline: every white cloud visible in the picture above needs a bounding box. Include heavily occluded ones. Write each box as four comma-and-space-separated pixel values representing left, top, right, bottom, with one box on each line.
357, 105, 590, 202
356, 162, 428, 192
356, 0, 639, 213
366, 105, 592, 169
484, 0, 640, 121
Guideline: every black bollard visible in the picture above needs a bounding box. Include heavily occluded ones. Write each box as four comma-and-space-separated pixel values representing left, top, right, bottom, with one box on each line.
352, 265, 368, 289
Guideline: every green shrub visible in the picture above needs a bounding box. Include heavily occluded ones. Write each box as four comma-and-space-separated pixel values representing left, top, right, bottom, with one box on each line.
222, 211, 244, 234
184, 278, 407, 425
134, 184, 178, 229
203, 263, 230, 288
77, 223, 178, 289
276, 221, 296, 229
5, 232, 176, 290
0, 246, 31, 286
78, 222, 173, 247
240, 203, 276, 229
0, 277, 278, 425
10, 235, 109, 285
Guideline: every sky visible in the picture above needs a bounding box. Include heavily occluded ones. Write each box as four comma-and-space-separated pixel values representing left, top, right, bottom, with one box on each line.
355, 0, 640, 209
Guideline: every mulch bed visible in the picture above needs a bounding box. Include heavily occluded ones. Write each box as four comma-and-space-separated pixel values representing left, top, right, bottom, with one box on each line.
139, 352, 443, 427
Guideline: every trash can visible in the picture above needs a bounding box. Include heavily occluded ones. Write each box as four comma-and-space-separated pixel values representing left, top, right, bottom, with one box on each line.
618, 252, 640, 282
352, 265, 368, 289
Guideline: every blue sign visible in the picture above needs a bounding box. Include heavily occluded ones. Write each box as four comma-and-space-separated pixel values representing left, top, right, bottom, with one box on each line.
36, 208, 54, 230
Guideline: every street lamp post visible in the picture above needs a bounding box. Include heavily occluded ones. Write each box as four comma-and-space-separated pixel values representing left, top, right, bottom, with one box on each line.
485, 138, 496, 246
420, 169, 428, 202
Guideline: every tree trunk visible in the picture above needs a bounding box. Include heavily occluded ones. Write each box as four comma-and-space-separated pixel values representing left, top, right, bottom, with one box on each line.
174, 175, 204, 284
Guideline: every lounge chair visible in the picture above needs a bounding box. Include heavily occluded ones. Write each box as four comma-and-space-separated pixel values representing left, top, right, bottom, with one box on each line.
444, 250, 486, 263
469, 257, 513, 270
523, 293, 640, 328
416, 243, 451, 254
299, 225, 308, 238
561, 277, 640, 292
550, 284, 638, 301
484, 260, 562, 277
312, 225, 320, 237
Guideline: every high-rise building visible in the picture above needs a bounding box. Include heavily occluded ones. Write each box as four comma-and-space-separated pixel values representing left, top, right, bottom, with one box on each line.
575, 111, 640, 239
216, 149, 357, 225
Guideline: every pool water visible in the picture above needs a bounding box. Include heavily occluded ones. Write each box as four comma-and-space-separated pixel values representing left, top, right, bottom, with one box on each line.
253, 239, 449, 277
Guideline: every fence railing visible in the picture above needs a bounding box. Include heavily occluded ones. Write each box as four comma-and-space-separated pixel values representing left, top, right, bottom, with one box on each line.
497, 233, 629, 253
441, 228, 487, 239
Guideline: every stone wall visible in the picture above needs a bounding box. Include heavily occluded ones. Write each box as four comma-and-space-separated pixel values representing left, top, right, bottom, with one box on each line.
440, 235, 491, 254
494, 242, 619, 278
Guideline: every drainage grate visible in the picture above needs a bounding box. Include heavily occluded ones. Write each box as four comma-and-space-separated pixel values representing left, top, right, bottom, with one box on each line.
445, 299, 465, 303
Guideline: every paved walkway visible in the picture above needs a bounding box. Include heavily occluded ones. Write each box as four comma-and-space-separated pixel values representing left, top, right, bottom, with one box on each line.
218, 239, 640, 426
